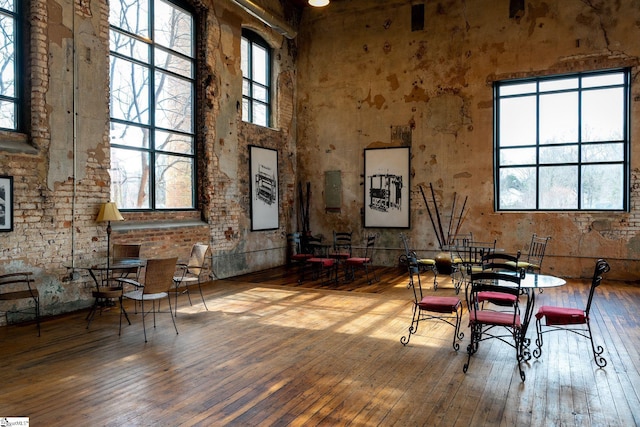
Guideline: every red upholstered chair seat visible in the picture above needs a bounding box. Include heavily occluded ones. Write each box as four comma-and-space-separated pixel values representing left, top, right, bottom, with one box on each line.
477, 291, 517, 306
418, 296, 462, 314
469, 310, 521, 328
535, 306, 586, 325
345, 257, 370, 266
308, 258, 335, 268
292, 253, 313, 262
330, 252, 351, 260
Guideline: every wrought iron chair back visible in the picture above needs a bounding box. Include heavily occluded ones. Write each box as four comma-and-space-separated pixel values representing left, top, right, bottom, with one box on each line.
533, 258, 610, 367
400, 252, 463, 350
0, 272, 40, 336
464, 269, 528, 381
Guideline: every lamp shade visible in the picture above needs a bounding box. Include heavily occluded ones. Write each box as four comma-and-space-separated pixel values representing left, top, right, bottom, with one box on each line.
96, 202, 124, 222
308, 0, 329, 6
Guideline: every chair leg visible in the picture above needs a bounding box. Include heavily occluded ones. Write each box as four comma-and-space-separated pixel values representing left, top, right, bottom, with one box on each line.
400, 303, 419, 346
196, 279, 208, 311
587, 322, 607, 367
533, 318, 544, 359
141, 299, 148, 343
34, 296, 41, 337
167, 296, 179, 336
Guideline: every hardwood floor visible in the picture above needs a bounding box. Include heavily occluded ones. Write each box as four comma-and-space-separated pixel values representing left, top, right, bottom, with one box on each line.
1, 266, 639, 426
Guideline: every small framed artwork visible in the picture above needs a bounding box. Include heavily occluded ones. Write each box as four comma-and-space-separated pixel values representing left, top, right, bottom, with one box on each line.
0, 176, 13, 232
249, 145, 279, 231
364, 147, 410, 228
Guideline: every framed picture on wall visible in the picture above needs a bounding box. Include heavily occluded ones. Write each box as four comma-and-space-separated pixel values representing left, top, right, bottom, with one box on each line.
250, 145, 279, 231
0, 176, 13, 232
364, 147, 410, 228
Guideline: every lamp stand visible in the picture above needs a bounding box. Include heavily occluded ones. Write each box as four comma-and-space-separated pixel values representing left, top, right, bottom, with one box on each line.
106, 221, 112, 270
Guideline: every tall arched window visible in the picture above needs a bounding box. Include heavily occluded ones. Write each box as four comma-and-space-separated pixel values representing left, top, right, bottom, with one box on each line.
109, 0, 196, 210
241, 29, 271, 127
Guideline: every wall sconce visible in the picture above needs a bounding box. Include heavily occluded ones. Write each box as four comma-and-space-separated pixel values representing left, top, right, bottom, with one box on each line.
96, 202, 124, 269
308, 0, 330, 7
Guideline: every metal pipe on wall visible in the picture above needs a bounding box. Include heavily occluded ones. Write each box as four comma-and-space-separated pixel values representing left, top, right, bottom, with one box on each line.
230, 0, 297, 39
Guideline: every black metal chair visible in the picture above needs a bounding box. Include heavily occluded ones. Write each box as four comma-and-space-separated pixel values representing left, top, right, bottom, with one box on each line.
453, 239, 496, 294
475, 251, 522, 309
463, 269, 529, 381
399, 232, 438, 289
400, 251, 463, 351
0, 272, 40, 336
508, 234, 551, 273
533, 258, 610, 367
345, 234, 379, 284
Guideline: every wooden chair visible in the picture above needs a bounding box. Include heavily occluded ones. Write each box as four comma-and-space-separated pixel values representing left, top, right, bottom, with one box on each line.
112, 243, 142, 280
170, 243, 210, 315
399, 232, 438, 289
533, 258, 610, 367
120, 258, 179, 342
464, 269, 528, 381
400, 252, 463, 350
345, 234, 379, 284
0, 272, 40, 336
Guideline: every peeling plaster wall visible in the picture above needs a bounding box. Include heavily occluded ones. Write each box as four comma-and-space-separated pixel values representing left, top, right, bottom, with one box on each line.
296, 0, 640, 279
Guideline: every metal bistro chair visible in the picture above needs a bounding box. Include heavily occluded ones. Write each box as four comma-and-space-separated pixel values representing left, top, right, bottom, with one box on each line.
507, 234, 551, 273
454, 239, 496, 295
475, 251, 522, 309
399, 233, 438, 289
0, 272, 40, 336
463, 268, 529, 381
287, 232, 314, 282
400, 251, 463, 350
533, 259, 610, 367
345, 234, 379, 284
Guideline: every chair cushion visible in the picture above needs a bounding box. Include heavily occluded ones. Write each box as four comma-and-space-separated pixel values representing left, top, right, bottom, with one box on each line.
308, 258, 335, 267
292, 253, 313, 261
418, 296, 461, 313
477, 291, 517, 306
417, 258, 436, 266
469, 310, 521, 327
329, 252, 351, 259
536, 306, 586, 325
345, 257, 370, 266
505, 260, 539, 270
124, 290, 168, 301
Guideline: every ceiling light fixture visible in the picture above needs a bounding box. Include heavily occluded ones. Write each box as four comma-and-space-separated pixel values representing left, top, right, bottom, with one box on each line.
308, 0, 330, 7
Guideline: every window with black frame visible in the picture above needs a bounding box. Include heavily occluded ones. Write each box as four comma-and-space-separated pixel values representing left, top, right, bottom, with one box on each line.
0, 1, 21, 132
109, 0, 196, 210
494, 69, 630, 211
241, 29, 271, 127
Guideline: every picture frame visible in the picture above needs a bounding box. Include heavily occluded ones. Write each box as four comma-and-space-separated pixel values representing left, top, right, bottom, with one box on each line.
0, 175, 13, 232
249, 145, 279, 231
364, 147, 410, 228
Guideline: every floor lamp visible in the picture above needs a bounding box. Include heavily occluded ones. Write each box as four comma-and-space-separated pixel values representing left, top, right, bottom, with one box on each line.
96, 202, 124, 269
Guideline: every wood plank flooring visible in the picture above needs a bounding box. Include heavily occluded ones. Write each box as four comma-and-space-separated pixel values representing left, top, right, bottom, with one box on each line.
0, 266, 639, 426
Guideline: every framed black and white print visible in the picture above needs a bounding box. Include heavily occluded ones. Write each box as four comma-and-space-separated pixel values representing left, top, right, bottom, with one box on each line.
0, 176, 13, 232
364, 147, 410, 228
250, 145, 279, 231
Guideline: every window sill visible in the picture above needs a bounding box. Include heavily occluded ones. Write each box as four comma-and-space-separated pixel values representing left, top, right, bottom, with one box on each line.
111, 219, 208, 231
0, 132, 37, 154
